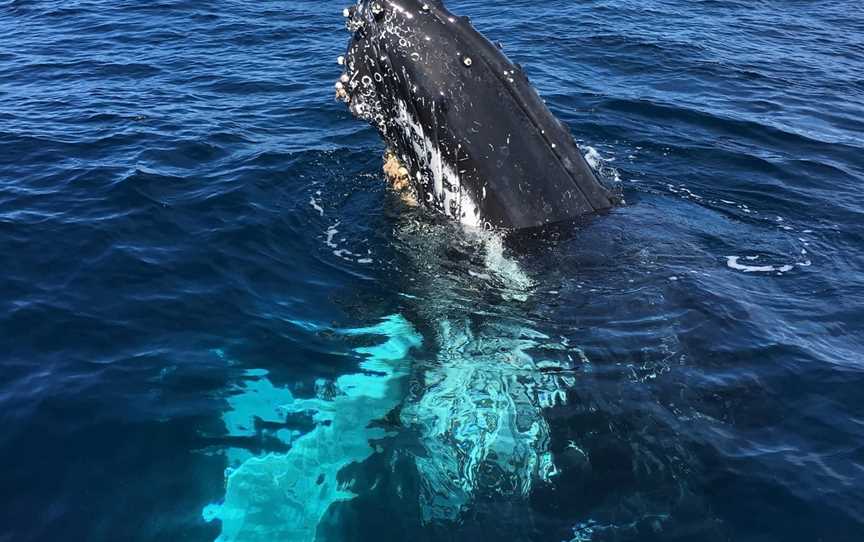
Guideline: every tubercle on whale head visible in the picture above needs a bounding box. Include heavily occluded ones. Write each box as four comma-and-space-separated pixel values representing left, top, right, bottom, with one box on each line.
336, 1, 618, 231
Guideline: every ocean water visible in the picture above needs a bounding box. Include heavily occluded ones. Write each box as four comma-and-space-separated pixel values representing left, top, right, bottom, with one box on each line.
1, 0, 863, 541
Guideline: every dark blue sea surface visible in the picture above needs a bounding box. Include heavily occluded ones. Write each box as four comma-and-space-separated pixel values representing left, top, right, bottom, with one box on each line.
2, 1, 863, 541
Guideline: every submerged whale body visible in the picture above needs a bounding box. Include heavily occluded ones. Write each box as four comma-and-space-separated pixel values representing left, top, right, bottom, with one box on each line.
337, 0, 615, 230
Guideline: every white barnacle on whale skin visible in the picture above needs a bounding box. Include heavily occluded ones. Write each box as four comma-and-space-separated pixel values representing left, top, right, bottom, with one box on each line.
383, 148, 419, 206
376, 2, 417, 52
343, 47, 391, 135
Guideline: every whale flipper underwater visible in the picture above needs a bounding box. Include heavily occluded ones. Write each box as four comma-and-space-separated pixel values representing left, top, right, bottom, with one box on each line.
337, 0, 616, 230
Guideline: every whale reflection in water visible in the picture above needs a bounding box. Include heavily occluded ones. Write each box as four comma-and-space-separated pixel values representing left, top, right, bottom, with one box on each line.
403, 317, 580, 523
396, 223, 583, 524
204, 217, 585, 540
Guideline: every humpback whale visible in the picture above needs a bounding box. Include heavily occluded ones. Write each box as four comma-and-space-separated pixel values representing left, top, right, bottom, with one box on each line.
206, 224, 581, 541
337, 0, 616, 230
200, 5, 623, 540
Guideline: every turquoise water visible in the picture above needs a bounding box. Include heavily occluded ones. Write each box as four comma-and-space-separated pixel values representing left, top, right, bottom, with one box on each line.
1, 1, 863, 541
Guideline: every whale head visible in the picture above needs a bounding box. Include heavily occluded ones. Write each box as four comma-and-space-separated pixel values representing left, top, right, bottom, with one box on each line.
337, 1, 616, 230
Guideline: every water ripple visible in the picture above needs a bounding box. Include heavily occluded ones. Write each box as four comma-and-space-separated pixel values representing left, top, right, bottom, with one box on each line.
0, 0, 862, 541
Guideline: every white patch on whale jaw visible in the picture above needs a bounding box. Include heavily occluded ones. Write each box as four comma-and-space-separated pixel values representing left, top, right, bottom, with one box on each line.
393, 100, 482, 228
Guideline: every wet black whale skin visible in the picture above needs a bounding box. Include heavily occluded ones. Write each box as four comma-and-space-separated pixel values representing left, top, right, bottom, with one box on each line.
342, 0, 615, 230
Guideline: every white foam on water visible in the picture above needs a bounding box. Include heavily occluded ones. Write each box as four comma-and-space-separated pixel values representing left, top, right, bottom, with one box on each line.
726, 256, 796, 274
583, 145, 621, 185
583, 146, 602, 170
468, 227, 535, 295
325, 222, 339, 249
666, 188, 818, 275
309, 190, 325, 217
468, 269, 492, 281
321, 221, 376, 264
